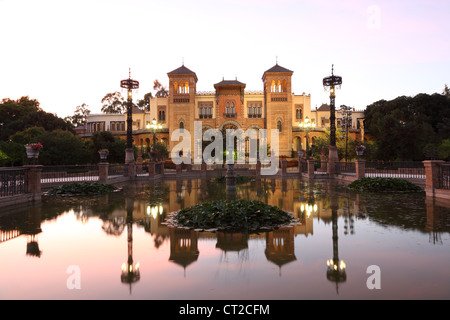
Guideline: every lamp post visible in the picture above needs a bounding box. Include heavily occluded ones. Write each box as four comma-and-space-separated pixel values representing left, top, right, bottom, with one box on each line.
120, 69, 139, 177
298, 116, 316, 156
323, 65, 342, 170
339, 105, 352, 163
147, 118, 162, 147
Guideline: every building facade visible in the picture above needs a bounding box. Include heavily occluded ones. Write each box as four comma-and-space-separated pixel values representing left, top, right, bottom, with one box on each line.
81, 63, 365, 157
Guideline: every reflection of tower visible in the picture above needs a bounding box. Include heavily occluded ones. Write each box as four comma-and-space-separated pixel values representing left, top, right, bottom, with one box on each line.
121, 199, 140, 293
216, 232, 248, 255
265, 227, 296, 276
326, 208, 346, 293
169, 228, 199, 276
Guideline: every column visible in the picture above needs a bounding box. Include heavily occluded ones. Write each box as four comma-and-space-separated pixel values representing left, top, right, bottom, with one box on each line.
423, 160, 445, 197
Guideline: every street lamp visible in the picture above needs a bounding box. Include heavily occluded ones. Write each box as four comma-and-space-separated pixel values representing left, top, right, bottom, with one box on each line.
323, 65, 342, 167
147, 117, 162, 147
339, 105, 352, 162
120, 69, 139, 177
298, 116, 316, 155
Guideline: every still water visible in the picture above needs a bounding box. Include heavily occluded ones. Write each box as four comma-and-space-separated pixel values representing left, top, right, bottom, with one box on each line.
1, 177, 449, 300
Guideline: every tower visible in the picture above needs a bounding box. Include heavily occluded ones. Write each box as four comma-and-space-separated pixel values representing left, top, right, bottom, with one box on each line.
262, 63, 294, 157
167, 64, 198, 154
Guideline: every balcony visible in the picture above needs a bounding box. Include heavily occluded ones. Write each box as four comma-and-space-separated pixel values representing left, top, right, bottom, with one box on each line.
223, 113, 237, 118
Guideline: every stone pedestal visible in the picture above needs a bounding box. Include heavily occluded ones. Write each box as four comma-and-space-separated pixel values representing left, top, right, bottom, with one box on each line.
327, 146, 339, 175
98, 162, 109, 183
125, 148, 136, 179
226, 163, 236, 193
423, 160, 445, 197
23, 165, 43, 202
355, 160, 366, 179
281, 158, 287, 175
307, 159, 315, 178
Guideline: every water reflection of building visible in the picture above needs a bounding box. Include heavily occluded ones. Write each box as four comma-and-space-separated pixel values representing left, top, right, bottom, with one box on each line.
169, 228, 199, 275
0, 206, 42, 258
265, 227, 296, 274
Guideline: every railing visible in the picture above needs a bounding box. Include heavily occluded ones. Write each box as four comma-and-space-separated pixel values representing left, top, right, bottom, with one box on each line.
109, 164, 126, 177
223, 113, 237, 118
335, 162, 356, 175
439, 164, 450, 190
365, 161, 425, 179
41, 165, 99, 184
0, 167, 28, 197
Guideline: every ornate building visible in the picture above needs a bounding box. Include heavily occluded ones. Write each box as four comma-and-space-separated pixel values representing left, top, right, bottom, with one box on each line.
81, 63, 365, 157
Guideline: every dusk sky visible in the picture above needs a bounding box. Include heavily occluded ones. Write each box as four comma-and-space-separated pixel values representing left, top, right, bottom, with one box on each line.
1, 0, 449, 118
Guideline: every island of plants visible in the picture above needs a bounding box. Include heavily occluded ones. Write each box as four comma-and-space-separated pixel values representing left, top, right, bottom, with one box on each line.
348, 177, 423, 193
166, 199, 298, 232
46, 181, 121, 196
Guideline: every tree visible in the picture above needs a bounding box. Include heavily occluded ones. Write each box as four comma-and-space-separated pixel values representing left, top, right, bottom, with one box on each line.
153, 80, 169, 97
101, 91, 125, 114
9, 126, 91, 165
136, 92, 153, 111
364, 93, 450, 160
65, 103, 91, 126
443, 84, 450, 98
0, 96, 73, 141
88, 131, 126, 163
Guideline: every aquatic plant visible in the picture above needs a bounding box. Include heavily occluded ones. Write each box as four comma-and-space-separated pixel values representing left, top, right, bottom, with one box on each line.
348, 177, 423, 192
168, 199, 297, 232
46, 182, 120, 196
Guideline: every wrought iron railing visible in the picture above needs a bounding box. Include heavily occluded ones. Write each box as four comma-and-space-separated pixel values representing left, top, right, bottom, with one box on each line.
109, 164, 126, 177
335, 162, 356, 175
41, 165, 99, 184
439, 164, 450, 190
365, 161, 425, 179
0, 167, 28, 197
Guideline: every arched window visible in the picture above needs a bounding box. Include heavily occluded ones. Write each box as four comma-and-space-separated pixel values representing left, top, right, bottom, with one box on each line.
185, 81, 189, 93
226, 102, 230, 114
271, 80, 276, 92
199, 105, 203, 118
277, 120, 282, 132
277, 80, 281, 92
208, 105, 213, 117
179, 121, 184, 132
282, 79, 287, 92
174, 81, 178, 93
231, 102, 235, 114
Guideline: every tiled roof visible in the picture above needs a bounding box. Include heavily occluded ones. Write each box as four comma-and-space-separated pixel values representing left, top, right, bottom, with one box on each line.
317, 104, 330, 111
214, 79, 246, 86
264, 63, 293, 73
167, 65, 198, 82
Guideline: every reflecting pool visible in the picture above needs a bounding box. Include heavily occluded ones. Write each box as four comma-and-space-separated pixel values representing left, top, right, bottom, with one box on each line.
1, 177, 449, 300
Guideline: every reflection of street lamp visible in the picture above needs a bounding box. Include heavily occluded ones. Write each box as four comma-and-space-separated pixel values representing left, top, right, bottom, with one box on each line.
298, 116, 316, 154
326, 208, 346, 293
121, 199, 140, 293
339, 105, 352, 162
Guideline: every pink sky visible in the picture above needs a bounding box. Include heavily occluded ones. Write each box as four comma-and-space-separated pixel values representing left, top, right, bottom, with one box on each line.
0, 0, 449, 118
